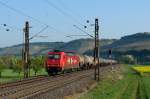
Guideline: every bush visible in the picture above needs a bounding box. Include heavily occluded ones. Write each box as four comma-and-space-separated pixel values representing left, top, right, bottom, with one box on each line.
31, 56, 44, 76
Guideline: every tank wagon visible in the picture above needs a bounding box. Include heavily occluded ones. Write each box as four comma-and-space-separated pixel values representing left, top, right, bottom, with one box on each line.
45, 50, 117, 75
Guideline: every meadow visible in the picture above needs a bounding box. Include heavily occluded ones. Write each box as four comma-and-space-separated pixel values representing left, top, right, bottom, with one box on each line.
0, 68, 47, 83
80, 65, 150, 99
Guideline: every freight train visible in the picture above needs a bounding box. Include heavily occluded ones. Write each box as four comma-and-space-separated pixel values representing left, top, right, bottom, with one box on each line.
45, 50, 117, 75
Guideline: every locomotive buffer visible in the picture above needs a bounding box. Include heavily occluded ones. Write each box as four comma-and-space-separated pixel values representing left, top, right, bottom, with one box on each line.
94, 18, 100, 81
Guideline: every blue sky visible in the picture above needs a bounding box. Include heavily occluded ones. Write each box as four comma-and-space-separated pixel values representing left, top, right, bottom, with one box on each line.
0, 0, 150, 47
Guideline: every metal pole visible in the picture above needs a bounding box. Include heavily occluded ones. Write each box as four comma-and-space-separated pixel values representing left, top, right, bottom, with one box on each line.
94, 18, 100, 81
23, 21, 30, 78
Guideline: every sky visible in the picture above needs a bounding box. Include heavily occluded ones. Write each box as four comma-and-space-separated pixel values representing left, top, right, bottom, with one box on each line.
0, 0, 150, 47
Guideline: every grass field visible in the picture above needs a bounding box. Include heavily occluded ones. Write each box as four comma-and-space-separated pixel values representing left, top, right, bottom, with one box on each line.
142, 77, 150, 98
0, 68, 47, 83
80, 65, 150, 99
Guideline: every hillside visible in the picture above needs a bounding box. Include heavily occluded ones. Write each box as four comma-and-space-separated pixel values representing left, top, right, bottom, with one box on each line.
59, 38, 116, 54
102, 32, 150, 51
0, 39, 115, 56
0, 32, 149, 56
0, 42, 64, 56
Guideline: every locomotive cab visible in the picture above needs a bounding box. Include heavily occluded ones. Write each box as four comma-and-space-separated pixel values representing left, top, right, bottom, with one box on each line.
46, 51, 65, 75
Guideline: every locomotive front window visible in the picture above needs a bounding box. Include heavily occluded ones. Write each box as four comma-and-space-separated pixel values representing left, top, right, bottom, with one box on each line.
48, 54, 60, 59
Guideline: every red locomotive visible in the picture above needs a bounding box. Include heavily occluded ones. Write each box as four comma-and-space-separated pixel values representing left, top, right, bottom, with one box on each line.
45, 50, 80, 75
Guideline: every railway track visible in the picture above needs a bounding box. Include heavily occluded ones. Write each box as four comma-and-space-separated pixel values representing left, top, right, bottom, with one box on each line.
0, 69, 94, 99
0, 75, 47, 88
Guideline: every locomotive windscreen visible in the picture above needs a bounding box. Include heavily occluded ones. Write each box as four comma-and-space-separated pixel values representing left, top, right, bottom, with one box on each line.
48, 54, 60, 59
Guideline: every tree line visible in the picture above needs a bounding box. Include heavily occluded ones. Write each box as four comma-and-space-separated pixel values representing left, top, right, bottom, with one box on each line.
85, 49, 150, 65
0, 56, 46, 78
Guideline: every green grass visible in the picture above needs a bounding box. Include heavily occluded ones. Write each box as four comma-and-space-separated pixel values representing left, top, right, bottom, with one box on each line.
0, 68, 47, 83
142, 77, 150, 99
80, 65, 150, 99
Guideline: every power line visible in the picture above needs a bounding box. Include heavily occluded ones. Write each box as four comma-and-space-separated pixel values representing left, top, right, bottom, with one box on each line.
66, 35, 88, 36
0, 0, 88, 39
65, 34, 88, 38
43, 0, 93, 38
57, 0, 83, 20
0, 1, 47, 26
29, 25, 48, 40
73, 25, 94, 38
43, 0, 84, 26
0, 1, 67, 36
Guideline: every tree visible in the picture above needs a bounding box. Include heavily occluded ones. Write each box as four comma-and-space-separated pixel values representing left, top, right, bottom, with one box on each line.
1, 56, 14, 68
31, 56, 43, 76
120, 55, 136, 64
0, 58, 5, 78
12, 58, 23, 77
